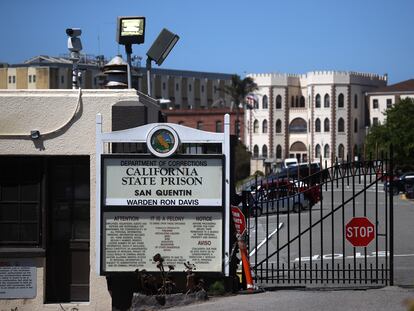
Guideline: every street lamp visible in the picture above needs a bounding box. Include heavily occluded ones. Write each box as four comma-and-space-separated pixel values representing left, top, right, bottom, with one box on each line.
116, 16, 146, 88
146, 28, 179, 97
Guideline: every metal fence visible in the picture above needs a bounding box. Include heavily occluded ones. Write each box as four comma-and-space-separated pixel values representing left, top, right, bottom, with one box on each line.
242, 151, 394, 287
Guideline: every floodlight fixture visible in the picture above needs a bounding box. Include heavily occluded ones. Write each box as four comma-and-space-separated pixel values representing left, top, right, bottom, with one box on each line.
116, 16, 146, 45
116, 16, 145, 45
116, 16, 146, 89
146, 28, 180, 96
146, 28, 180, 66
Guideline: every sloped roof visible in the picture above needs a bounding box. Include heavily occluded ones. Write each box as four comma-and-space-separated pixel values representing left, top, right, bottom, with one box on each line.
24, 55, 72, 64
369, 79, 414, 94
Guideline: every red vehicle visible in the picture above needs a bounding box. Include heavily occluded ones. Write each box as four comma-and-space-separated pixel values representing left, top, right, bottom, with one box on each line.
255, 178, 322, 209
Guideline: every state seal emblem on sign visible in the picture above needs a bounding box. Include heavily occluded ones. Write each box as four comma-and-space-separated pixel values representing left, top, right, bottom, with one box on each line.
147, 125, 179, 157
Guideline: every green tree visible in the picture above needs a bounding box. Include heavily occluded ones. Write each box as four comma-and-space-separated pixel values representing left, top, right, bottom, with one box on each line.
365, 98, 414, 170
234, 141, 251, 182
224, 75, 258, 139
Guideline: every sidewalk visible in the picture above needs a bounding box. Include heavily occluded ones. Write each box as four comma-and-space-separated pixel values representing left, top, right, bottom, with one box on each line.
169, 286, 414, 311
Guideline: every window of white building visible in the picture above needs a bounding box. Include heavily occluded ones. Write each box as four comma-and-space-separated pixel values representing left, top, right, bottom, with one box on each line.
315, 144, 321, 158
315, 94, 321, 108
338, 144, 345, 159
324, 118, 330, 132
338, 118, 345, 132
262, 120, 268, 133
324, 144, 330, 158
262, 145, 268, 158
253, 145, 259, 158
262, 95, 268, 109
324, 94, 330, 108
276, 145, 282, 159
275, 119, 282, 133
253, 120, 259, 133
338, 93, 344, 108
315, 118, 321, 132
276, 95, 282, 109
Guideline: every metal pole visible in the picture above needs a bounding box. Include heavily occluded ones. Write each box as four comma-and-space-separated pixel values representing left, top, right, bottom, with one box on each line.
125, 44, 132, 89
71, 52, 79, 89
389, 144, 394, 285
146, 57, 152, 97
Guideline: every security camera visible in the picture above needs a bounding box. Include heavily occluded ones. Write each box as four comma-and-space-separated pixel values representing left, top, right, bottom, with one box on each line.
66, 28, 82, 37
66, 28, 82, 53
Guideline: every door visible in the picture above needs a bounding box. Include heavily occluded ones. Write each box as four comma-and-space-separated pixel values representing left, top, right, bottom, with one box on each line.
46, 157, 90, 302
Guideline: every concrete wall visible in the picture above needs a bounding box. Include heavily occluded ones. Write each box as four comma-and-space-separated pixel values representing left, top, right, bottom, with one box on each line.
0, 89, 159, 311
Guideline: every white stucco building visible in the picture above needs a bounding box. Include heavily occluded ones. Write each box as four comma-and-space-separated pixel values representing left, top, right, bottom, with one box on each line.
0, 89, 160, 310
366, 79, 414, 126
245, 71, 387, 172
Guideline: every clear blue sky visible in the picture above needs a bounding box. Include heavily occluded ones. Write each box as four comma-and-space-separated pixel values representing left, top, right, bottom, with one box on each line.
0, 0, 413, 83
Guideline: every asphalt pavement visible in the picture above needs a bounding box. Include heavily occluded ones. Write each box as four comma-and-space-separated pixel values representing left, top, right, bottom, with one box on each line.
169, 286, 414, 311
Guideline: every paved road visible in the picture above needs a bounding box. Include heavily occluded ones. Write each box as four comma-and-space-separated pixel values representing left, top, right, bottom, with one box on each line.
169, 287, 414, 311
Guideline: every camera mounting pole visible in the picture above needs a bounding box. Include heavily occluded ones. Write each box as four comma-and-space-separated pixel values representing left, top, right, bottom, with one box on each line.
66, 28, 82, 89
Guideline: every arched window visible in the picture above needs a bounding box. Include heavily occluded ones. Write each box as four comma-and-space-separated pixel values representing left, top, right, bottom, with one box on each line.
354, 118, 358, 133
315, 144, 321, 158
253, 145, 259, 158
275, 119, 282, 133
300, 96, 305, 107
354, 94, 358, 109
324, 118, 330, 132
276, 95, 282, 109
276, 145, 282, 159
324, 144, 330, 158
315, 118, 321, 132
289, 118, 307, 133
262, 95, 268, 109
291, 96, 294, 107
324, 94, 330, 108
295, 96, 299, 107
262, 145, 268, 158
254, 99, 259, 109
338, 118, 345, 132
315, 94, 321, 108
338, 93, 344, 108
338, 144, 345, 159
253, 120, 259, 133
262, 119, 268, 133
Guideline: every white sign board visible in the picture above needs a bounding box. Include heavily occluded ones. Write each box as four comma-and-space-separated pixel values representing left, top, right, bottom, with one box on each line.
0, 259, 36, 299
102, 212, 222, 272
103, 157, 223, 207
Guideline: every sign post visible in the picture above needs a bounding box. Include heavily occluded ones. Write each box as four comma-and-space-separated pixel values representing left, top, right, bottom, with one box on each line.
345, 217, 375, 247
96, 115, 231, 276
231, 206, 254, 290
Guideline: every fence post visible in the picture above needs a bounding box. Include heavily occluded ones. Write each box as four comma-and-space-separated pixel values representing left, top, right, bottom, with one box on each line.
389, 144, 394, 285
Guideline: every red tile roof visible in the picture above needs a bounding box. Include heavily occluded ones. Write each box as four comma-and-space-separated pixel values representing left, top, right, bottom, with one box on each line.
369, 79, 414, 94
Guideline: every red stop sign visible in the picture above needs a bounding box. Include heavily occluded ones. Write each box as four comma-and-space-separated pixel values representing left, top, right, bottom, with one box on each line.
346, 217, 375, 247
231, 206, 246, 236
